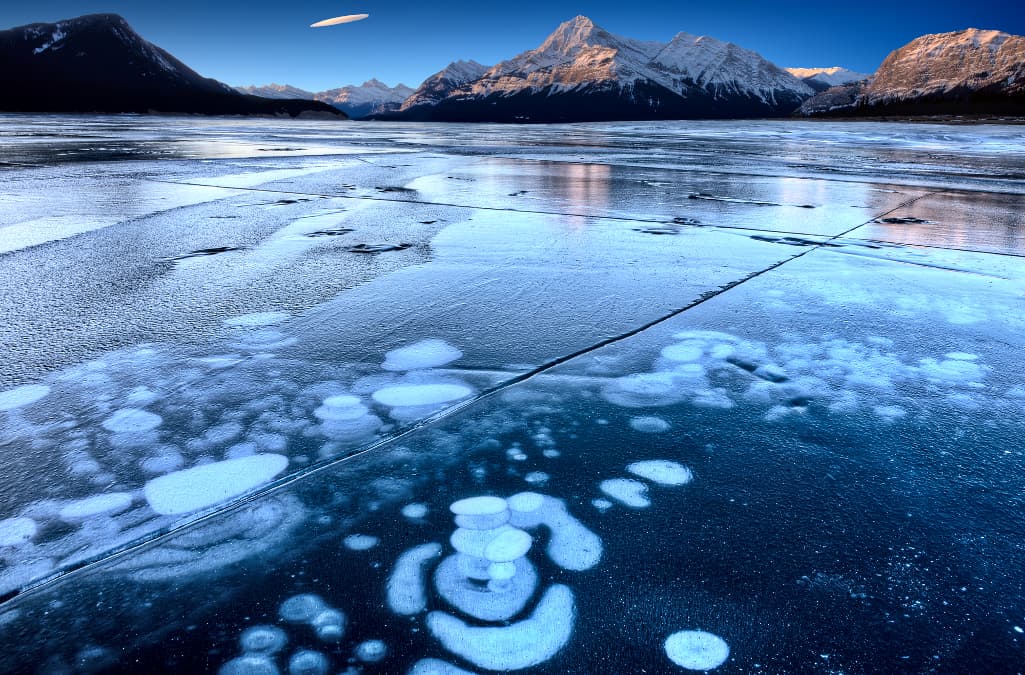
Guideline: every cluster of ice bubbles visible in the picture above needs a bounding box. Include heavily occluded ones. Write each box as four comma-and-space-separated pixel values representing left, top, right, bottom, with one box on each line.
0, 319, 474, 596
221, 593, 388, 674
599, 329, 996, 422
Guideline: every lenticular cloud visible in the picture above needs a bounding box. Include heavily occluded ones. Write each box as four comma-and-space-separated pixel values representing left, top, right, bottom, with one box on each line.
310, 14, 369, 28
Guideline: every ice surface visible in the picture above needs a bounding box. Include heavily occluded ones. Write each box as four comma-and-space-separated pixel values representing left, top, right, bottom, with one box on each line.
664, 630, 730, 670
143, 454, 289, 515
427, 584, 575, 671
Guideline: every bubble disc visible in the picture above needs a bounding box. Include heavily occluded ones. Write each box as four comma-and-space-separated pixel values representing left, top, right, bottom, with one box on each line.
311, 14, 369, 28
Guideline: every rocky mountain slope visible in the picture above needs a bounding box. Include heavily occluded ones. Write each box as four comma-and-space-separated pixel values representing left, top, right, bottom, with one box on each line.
785, 66, 872, 91
800, 29, 1025, 116
0, 14, 345, 117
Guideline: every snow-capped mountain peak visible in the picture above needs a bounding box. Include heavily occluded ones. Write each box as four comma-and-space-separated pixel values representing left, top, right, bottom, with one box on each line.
785, 66, 873, 88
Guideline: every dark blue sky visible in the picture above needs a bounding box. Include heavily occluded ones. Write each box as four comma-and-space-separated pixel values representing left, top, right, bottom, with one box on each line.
3, 1, 1024, 91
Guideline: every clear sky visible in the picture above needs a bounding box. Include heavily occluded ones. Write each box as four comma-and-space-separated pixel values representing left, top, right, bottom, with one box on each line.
2, 1, 1024, 92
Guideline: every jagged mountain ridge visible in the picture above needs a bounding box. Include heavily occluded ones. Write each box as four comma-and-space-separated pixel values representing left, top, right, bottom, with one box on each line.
801, 28, 1025, 116
316, 79, 415, 118
235, 83, 316, 100
382, 16, 814, 122
0, 14, 344, 117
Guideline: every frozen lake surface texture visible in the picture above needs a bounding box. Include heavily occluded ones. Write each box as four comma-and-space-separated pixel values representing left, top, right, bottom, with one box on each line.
1, 116, 1024, 673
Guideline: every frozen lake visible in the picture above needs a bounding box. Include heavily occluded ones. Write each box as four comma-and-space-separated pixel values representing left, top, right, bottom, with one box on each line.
0, 115, 1024, 673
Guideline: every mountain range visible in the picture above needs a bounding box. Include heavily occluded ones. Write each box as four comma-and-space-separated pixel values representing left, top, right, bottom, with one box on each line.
235, 80, 416, 118
0, 14, 344, 117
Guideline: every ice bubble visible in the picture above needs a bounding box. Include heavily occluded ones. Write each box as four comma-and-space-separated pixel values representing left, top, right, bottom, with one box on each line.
507, 492, 544, 513
343, 534, 379, 551
220, 655, 280, 675
919, 357, 984, 383
226, 442, 259, 460
488, 561, 517, 580
427, 584, 575, 671
873, 405, 906, 421
629, 416, 671, 433
382, 339, 463, 371
240, 625, 288, 654
101, 408, 162, 433
435, 554, 537, 622
0, 384, 50, 412
401, 502, 429, 520
602, 373, 685, 408
354, 639, 387, 663
59, 493, 133, 521
508, 494, 602, 571
311, 609, 346, 643
524, 471, 549, 485
599, 478, 651, 508
279, 594, 327, 624
484, 529, 532, 562
288, 649, 329, 675
945, 352, 977, 361
408, 659, 476, 675
455, 511, 510, 530
224, 312, 290, 327
451, 525, 515, 558
0, 517, 37, 546
627, 460, 693, 486
144, 454, 288, 515
372, 383, 473, 408
592, 498, 613, 512
126, 386, 160, 406
450, 496, 507, 516
140, 450, 185, 474
661, 342, 705, 363
387, 542, 443, 615
664, 630, 730, 670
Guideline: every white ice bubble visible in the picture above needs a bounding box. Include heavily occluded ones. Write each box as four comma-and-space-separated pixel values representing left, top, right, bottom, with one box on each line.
450, 496, 507, 516
0, 384, 50, 412
451, 525, 515, 558
591, 498, 613, 512
288, 649, 328, 675
220, 654, 280, 675
354, 639, 387, 663
387, 542, 443, 615
427, 584, 575, 671
408, 659, 476, 675
59, 493, 133, 521
524, 471, 550, 486
661, 342, 705, 363
488, 561, 517, 580
382, 339, 463, 371
484, 529, 532, 562
599, 478, 651, 508
311, 609, 346, 643
664, 630, 730, 670
144, 454, 289, 515
507, 492, 544, 513
401, 502, 429, 520
873, 405, 906, 421
372, 383, 473, 408
627, 460, 693, 486
0, 517, 37, 546
240, 625, 288, 654
279, 594, 327, 624
602, 373, 685, 408
101, 408, 162, 433
455, 511, 510, 530
224, 312, 290, 327
945, 352, 977, 361
629, 416, 671, 433
141, 449, 185, 474
343, 534, 379, 551
919, 357, 984, 383
434, 554, 537, 622
507, 494, 602, 571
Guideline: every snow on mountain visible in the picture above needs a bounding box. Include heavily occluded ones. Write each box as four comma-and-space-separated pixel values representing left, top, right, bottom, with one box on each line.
235, 83, 315, 100
800, 28, 1025, 116
388, 16, 813, 121
316, 79, 415, 118
398, 60, 489, 111
785, 66, 872, 90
